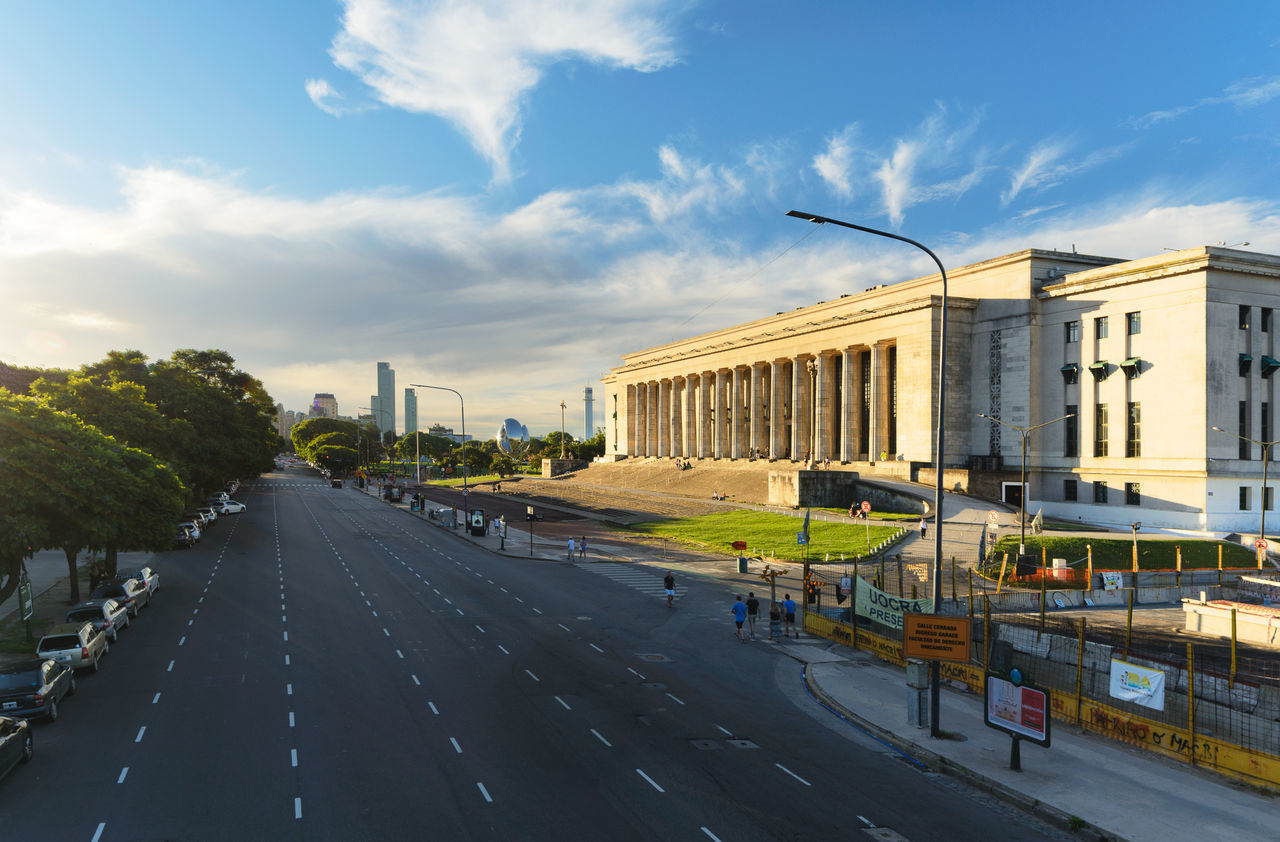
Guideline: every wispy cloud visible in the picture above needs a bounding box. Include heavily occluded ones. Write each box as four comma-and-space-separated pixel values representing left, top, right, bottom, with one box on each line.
812, 125, 860, 200
322, 0, 681, 182
1002, 138, 1130, 205
870, 106, 988, 226
1132, 74, 1280, 128
305, 78, 348, 116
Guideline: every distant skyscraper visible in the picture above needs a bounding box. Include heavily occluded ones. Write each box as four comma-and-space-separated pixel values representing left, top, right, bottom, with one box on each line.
376, 362, 395, 435
584, 386, 594, 439
311, 393, 338, 419
404, 388, 418, 435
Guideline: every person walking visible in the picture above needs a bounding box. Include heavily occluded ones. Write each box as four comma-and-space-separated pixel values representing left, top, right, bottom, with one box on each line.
745, 592, 760, 638
731, 595, 748, 642
578, 536, 587, 559
783, 593, 798, 639
919, 517, 927, 539
567, 537, 576, 560
664, 572, 676, 608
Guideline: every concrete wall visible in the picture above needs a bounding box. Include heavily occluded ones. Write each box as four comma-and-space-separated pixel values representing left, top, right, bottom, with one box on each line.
767, 470, 927, 513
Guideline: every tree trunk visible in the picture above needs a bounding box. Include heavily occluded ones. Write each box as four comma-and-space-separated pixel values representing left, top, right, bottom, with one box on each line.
105, 543, 119, 581
64, 547, 81, 603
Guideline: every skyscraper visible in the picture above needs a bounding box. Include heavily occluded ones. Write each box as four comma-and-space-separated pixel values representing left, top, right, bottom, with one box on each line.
375, 362, 395, 435
404, 388, 418, 436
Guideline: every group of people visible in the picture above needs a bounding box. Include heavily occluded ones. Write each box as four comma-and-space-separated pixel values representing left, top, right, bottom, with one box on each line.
566, 536, 587, 559
673, 457, 694, 470
730, 591, 798, 641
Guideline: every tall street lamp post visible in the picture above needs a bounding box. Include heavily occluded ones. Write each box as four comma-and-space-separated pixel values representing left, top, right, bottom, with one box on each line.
560, 401, 567, 459
410, 383, 468, 500
978, 413, 1075, 554
1212, 425, 1280, 545
787, 209, 949, 738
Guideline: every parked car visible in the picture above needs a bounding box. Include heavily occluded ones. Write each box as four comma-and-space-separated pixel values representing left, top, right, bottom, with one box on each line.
90, 578, 150, 617
65, 599, 130, 642
36, 622, 108, 672
209, 491, 230, 503
185, 511, 210, 530
174, 526, 195, 549
177, 520, 202, 542
196, 507, 218, 526
0, 717, 32, 781
216, 500, 247, 514
0, 659, 75, 721
118, 566, 158, 597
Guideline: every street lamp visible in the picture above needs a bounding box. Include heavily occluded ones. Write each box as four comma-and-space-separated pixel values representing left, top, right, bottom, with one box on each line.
410, 384, 468, 498
978, 413, 1075, 554
1212, 425, 1280, 543
787, 209, 949, 738
560, 400, 567, 459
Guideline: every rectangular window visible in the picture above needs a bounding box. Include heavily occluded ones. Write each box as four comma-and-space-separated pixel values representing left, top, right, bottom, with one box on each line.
1264, 402, 1272, 443
1094, 403, 1109, 457
1241, 401, 1251, 460
1126, 402, 1141, 457
1095, 316, 1109, 339
1125, 482, 1141, 506
1268, 488, 1275, 512
1240, 304, 1251, 330
1241, 486, 1252, 511
1264, 309, 1273, 334
1094, 481, 1108, 504
1064, 479, 1077, 502
1126, 311, 1141, 335
1064, 404, 1079, 458
1065, 321, 1080, 343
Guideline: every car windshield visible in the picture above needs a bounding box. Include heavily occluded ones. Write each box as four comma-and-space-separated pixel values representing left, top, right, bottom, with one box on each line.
67, 608, 101, 622
38, 635, 80, 651
0, 671, 40, 690
92, 585, 124, 597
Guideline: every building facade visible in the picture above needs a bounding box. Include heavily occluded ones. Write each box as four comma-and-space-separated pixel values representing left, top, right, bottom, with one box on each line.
372, 362, 395, 436
602, 246, 1280, 535
311, 393, 338, 419
404, 388, 418, 436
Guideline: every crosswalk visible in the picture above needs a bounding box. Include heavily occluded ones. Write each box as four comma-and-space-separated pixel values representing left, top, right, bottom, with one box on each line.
576, 562, 681, 602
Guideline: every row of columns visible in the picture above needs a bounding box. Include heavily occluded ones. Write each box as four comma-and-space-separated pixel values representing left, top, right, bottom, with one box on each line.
626, 345, 898, 463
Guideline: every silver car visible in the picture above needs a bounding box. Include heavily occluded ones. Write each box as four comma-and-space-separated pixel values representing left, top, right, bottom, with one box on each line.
65, 599, 130, 642
118, 566, 159, 597
36, 622, 109, 672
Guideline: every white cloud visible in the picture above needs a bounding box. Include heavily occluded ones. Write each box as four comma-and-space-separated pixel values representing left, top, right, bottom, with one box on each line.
305, 78, 347, 116
1133, 74, 1280, 128
1002, 139, 1131, 206
812, 125, 859, 200
324, 0, 681, 182
864, 105, 987, 227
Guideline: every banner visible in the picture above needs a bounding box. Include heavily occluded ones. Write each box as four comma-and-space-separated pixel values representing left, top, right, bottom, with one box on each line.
1101, 571, 1123, 591
1109, 658, 1166, 711
855, 578, 933, 630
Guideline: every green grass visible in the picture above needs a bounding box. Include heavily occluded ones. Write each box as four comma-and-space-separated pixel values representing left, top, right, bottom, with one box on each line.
989, 535, 1254, 570
424, 474, 503, 487
622, 510, 903, 562
813, 507, 920, 521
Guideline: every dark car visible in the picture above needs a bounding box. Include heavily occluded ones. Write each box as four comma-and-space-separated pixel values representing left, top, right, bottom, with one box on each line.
0, 659, 75, 722
90, 578, 150, 617
0, 717, 32, 781
174, 526, 195, 549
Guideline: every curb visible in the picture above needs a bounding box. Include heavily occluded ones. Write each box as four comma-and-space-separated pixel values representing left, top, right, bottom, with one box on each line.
801, 663, 1126, 842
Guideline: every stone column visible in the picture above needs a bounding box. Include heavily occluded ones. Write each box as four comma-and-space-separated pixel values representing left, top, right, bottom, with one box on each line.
699, 372, 713, 458
657, 379, 670, 458
815, 353, 833, 462
683, 374, 697, 458
750, 363, 764, 459
711, 369, 725, 458
792, 356, 813, 462
840, 348, 854, 462
671, 377, 683, 458
769, 360, 785, 459
634, 382, 647, 457
871, 345, 890, 461
729, 367, 744, 459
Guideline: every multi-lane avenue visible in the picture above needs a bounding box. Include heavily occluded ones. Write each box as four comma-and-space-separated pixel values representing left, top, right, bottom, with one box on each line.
0, 466, 1069, 840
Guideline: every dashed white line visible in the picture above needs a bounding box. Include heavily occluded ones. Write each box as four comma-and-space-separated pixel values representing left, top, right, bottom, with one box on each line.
557, 623, 571, 632
450, 737, 463, 753
167, 660, 175, 672
396, 649, 405, 659
475, 625, 486, 633
476, 782, 493, 803
701, 828, 723, 841
665, 693, 685, 706
283, 631, 289, 642
636, 769, 665, 792
775, 763, 812, 786
858, 815, 874, 827
289, 712, 295, 727
627, 668, 645, 679
411, 674, 421, 685
589, 643, 604, 653
554, 696, 572, 710
590, 729, 612, 747
714, 724, 733, 736
532, 607, 542, 615
383, 628, 390, 636
285, 655, 290, 665
525, 670, 540, 682
294, 797, 302, 819
498, 645, 510, 654
286, 683, 293, 695
134, 726, 146, 743
152, 692, 161, 704
178, 636, 186, 647
92, 823, 106, 842
117, 767, 128, 784
291, 749, 298, 767
428, 702, 439, 715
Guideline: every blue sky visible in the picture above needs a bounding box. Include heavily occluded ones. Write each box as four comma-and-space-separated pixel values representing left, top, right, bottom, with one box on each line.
3, 1, 1279, 437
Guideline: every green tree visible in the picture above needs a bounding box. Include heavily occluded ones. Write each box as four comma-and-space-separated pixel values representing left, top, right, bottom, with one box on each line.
491, 454, 516, 478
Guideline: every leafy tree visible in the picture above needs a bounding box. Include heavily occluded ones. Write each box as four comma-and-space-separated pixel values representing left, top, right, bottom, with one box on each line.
576, 430, 606, 460
315, 445, 357, 473
292, 417, 359, 461
491, 454, 516, 478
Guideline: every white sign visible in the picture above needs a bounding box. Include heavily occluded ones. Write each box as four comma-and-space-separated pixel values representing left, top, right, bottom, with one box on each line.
854, 578, 933, 630
1101, 571, 1124, 591
1109, 659, 1166, 711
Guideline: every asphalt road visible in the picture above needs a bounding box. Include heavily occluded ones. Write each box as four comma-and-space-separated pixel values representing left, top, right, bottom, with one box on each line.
0, 466, 1071, 841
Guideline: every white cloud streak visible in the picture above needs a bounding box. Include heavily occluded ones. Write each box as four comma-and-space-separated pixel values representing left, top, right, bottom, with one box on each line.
1133, 74, 1280, 128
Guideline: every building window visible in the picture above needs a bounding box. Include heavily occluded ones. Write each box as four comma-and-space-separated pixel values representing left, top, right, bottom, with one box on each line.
1064, 405, 1079, 458
1240, 304, 1251, 330
1094, 403, 1109, 457
1095, 316, 1109, 339
1265, 402, 1272, 444
1125, 482, 1141, 506
1065, 321, 1080, 343
1241, 486, 1251, 511
1126, 402, 1141, 457
1060, 363, 1079, 385
1268, 488, 1275, 512
1264, 309, 1273, 334
1094, 481, 1108, 503
1064, 479, 1077, 501
1126, 311, 1141, 335
1241, 401, 1251, 459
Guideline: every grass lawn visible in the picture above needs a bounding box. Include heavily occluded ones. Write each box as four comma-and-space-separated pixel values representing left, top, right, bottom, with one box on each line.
425, 474, 503, 487
621, 510, 903, 562
989, 535, 1255, 570
813, 507, 919, 521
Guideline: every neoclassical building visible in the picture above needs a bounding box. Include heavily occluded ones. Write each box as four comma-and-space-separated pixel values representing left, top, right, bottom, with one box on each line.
602, 245, 1280, 535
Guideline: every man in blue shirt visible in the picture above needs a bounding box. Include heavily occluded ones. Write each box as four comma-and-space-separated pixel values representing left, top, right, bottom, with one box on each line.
783, 594, 798, 639
731, 596, 748, 642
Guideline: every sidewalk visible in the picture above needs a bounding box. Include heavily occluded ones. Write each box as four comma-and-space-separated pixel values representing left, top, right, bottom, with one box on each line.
797, 645, 1275, 842
1, 549, 158, 627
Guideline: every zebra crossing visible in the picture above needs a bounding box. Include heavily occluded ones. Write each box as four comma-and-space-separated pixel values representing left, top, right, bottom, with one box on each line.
576, 562, 680, 601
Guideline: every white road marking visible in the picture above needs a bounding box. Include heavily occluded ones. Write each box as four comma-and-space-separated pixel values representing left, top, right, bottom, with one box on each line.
412, 674, 421, 685
532, 608, 542, 614
475, 625, 486, 633
476, 782, 493, 803
589, 643, 604, 653
383, 628, 390, 636
701, 828, 723, 841
498, 645, 509, 654
636, 769, 665, 792
134, 726, 146, 743
514, 596, 523, 603
396, 649, 405, 659
167, 660, 175, 672
294, 797, 302, 819
775, 763, 812, 786
450, 737, 462, 753
285, 655, 290, 665
665, 693, 685, 706
291, 749, 298, 767
286, 683, 293, 695
92, 823, 106, 842
289, 712, 295, 727
456, 608, 464, 615
627, 667, 645, 679
858, 815, 874, 827
152, 693, 160, 704
429, 702, 439, 715
557, 623, 571, 632
590, 729, 612, 747
714, 724, 733, 736
117, 767, 128, 784
283, 631, 289, 642
554, 696, 571, 710
178, 636, 186, 646
525, 670, 540, 682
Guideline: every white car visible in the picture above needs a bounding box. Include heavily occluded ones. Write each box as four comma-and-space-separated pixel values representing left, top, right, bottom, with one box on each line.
118, 566, 159, 596
177, 520, 201, 542
217, 500, 247, 514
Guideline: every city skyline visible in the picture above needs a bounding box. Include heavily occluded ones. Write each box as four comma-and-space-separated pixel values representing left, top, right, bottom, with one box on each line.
3, 2, 1279, 436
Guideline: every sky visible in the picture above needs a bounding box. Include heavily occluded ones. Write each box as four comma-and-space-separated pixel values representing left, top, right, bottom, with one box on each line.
3, 1, 1280, 439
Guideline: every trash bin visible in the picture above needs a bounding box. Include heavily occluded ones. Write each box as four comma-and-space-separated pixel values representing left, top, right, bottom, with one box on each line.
737, 556, 749, 574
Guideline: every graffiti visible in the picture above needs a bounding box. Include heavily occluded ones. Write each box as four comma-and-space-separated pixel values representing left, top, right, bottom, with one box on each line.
1090, 708, 1150, 744
1154, 730, 1220, 764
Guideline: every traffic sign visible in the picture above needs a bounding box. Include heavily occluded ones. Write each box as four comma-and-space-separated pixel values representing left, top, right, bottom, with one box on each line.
988, 510, 999, 524
860, 501, 871, 512
1258, 539, 1270, 550
903, 614, 971, 661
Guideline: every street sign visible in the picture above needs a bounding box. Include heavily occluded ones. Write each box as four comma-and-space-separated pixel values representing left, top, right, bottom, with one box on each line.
984, 673, 1051, 747
796, 532, 808, 545
988, 510, 999, 524
840, 576, 852, 595
904, 614, 971, 661
860, 500, 871, 512
1258, 539, 1270, 551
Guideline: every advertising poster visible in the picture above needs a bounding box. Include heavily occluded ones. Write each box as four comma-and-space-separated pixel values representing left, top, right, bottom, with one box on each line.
1101, 571, 1124, 591
984, 674, 1051, 745
1109, 659, 1166, 711
854, 579, 932, 630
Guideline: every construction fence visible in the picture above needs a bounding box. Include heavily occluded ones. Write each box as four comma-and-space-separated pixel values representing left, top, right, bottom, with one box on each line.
801, 561, 1280, 790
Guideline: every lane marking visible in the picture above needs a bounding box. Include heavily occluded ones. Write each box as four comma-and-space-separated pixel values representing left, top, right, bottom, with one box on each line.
775, 763, 812, 786
291, 748, 298, 767
167, 660, 174, 672
396, 649, 405, 659
295, 797, 302, 819
135, 726, 146, 743
412, 674, 421, 685
475, 625, 486, 633
283, 631, 289, 642
701, 829, 724, 841
627, 668, 645, 679
383, 628, 390, 636
557, 623, 571, 632
476, 782, 493, 803
450, 737, 462, 754
117, 767, 128, 784
532, 608, 542, 615
858, 816, 874, 827
286, 683, 293, 695
92, 823, 106, 842
525, 670, 540, 682
152, 693, 161, 704
428, 702, 439, 715
178, 636, 186, 647
714, 724, 733, 736
665, 693, 685, 706
554, 696, 572, 710
590, 729, 612, 747
589, 643, 604, 653
636, 769, 665, 792
285, 655, 290, 665
497, 645, 509, 655
289, 712, 295, 728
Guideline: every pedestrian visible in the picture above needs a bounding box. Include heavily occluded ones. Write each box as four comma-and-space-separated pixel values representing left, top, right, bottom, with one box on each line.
745, 591, 760, 638
824, 457, 830, 470
578, 536, 587, 558
567, 536, 576, 559
848, 503, 856, 519
731, 595, 748, 642
664, 571, 676, 608
783, 593, 798, 639
919, 517, 927, 539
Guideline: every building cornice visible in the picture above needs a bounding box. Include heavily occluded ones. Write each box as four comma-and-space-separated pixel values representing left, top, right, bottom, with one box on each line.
1038, 246, 1280, 299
